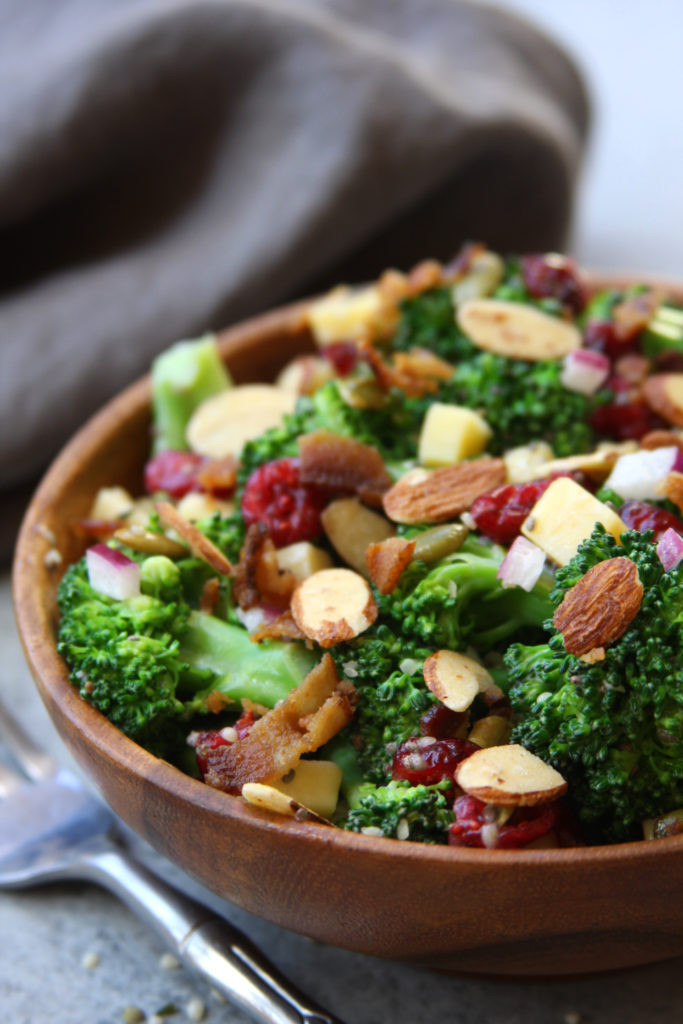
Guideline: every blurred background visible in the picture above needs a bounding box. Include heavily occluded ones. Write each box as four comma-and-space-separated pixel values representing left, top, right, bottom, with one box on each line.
2, 1, 682, 1022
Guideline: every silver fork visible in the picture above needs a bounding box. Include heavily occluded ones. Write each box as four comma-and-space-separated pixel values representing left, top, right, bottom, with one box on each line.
0, 702, 343, 1024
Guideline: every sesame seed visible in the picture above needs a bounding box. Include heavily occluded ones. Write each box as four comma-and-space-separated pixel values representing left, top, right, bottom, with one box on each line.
44, 547, 63, 568
122, 1007, 146, 1024
480, 823, 499, 849
186, 997, 206, 1021
360, 826, 384, 837
219, 726, 238, 743
447, 580, 458, 599
81, 951, 100, 970
342, 660, 359, 678
36, 523, 57, 545
396, 818, 410, 840
159, 952, 180, 970
399, 658, 422, 676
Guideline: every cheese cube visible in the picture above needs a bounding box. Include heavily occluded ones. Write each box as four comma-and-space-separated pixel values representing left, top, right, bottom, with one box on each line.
306, 285, 383, 347
520, 477, 626, 565
418, 403, 492, 467
275, 541, 333, 582
272, 760, 343, 819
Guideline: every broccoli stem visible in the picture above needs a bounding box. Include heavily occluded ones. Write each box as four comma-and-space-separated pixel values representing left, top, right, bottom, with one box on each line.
181, 611, 318, 708
151, 334, 232, 452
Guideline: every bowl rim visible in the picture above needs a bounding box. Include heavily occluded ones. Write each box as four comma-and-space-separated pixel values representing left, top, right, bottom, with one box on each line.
12, 280, 683, 870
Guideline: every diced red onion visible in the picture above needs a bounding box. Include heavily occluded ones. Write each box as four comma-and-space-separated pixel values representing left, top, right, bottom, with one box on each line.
234, 604, 281, 631
561, 349, 610, 395
656, 528, 683, 571
86, 544, 141, 600
497, 536, 545, 591
604, 446, 683, 500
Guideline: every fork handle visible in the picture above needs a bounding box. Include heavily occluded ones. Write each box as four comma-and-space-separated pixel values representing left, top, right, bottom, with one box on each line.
82, 846, 343, 1024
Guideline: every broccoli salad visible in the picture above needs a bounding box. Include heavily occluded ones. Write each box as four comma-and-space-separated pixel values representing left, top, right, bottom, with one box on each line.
56, 246, 683, 848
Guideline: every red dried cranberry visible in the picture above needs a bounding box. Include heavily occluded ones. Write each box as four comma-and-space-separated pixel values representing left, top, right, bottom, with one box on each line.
469, 477, 557, 545
234, 709, 255, 739
392, 736, 478, 788
419, 703, 468, 739
620, 500, 683, 541
191, 728, 232, 778
448, 794, 560, 849
323, 342, 358, 377
144, 450, 205, 498
521, 253, 587, 314
590, 375, 662, 441
241, 457, 330, 547
583, 319, 639, 361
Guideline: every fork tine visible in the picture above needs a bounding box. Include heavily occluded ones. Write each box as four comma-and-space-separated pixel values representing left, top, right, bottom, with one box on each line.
0, 759, 25, 797
0, 699, 57, 781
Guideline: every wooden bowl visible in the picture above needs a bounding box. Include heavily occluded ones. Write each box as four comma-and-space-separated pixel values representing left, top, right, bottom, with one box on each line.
13, 283, 683, 977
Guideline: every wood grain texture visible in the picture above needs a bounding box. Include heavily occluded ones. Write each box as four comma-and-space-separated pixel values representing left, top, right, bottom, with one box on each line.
12, 282, 683, 976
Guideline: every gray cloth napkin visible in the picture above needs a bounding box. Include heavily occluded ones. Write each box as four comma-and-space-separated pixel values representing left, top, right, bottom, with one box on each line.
0, 0, 589, 556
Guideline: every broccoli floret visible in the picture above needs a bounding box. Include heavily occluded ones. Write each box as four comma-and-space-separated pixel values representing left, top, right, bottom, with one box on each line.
343, 779, 453, 842
57, 554, 317, 759
376, 537, 554, 652
392, 287, 476, 362
506, 525, 683, 842
151, 334, 232, 452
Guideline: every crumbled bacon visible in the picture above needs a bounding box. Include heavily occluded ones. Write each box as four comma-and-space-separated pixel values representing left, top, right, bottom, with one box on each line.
359, 340, 441, 398
199, 654, 357, 794
249, 609, 308, 644
298, 430, 392, 507
233, 523, 297, 611
405, 259, 445, 296
199, 577, 221, 614
612, 289, 663, 341
365, 536, 416, 594
195, 454, 238, 497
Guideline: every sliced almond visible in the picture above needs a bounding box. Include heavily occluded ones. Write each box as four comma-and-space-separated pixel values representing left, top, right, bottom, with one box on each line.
241, 782, 332, 825
642, 373, 683, 428
276, 355, 335, 396
640, 429, 683, 451
365, 537, 416, 594
457, 299, 582, 361
291, 568, 378, 647
553, 556, 643, 656
423, 650, 494, 713
113, 526, 188, 559
383, 458, 506, 524
155, 501, 232, 575
455, 744, 567, 806
186, 384, 297, 458
528, 441, 637, 483
176, 492, 235, 522
467, 715, 512, 749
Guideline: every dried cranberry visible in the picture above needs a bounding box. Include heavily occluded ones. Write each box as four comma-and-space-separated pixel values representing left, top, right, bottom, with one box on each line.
241, 457, 331, 547
590, 375, 662, 441
392, 736, 478, 788
448, 794, 560, 849
191, 728, 232, 778
469, 477, 557, 545
419, 703, 468, 739
323, 342, 358, 377
521, 253, 587, 314
234, 709, 255, 739
583, 319, 638, 361
144, 450, 205, 498
620, 500, 683, 541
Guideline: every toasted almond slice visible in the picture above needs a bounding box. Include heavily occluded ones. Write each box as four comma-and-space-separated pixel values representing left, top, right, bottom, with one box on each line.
291, 568, 378, 647
528, 441, 637, 483
553, 556, 643, 656
457, 299, 582, 361
241, 783, 332, 825
467, 715, 512, 749
383, 458, 506, 524
276, 355, 335, 395
423, 650, 494, 713
156, 501, 232, 575
640, 429, 683, 451
186, 384, 297, 458
113, 526, 188, 558
455, 744, 567, 806
176, 492, 235, 522
365, 537, 416, 594
642, 373, 683, 427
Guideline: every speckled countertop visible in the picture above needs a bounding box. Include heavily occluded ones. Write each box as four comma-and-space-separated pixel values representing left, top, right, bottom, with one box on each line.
3, 3, 683, 1021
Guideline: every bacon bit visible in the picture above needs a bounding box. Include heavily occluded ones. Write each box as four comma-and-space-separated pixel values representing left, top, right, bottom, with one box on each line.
365, 536, 416, 594
443, 242, 486, 280
196, 454, 238, 496
406, 259, 445, 296
240, 699, 270, 719
75, 518, 123, 540
359, 339, 439, 398
660, 471, 683, 513
233, 523, 298, 611
205, 690, 233, 714
613, 289, 664, 341
640, 429, 683, 451
249, 609, 307, 644
155, 501, 232, 575
613, 354, 651, 385
199, 654, 357, 793
298, 430, 392, 507
199, 577, 221, 614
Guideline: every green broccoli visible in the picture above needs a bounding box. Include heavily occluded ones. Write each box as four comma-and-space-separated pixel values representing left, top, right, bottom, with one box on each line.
506, 525, 683, 842
57, 553, 317, 758
151, 334, 232, 453
391, 286, 476, 362
376, 536, 554, 652
343, 779, 453, 842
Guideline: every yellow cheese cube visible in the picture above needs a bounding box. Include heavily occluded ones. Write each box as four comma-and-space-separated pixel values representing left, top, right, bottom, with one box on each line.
275, 541, 333, 582
418, 403, 492, 467
306, 285, 383, 347
272, 760, 343, 819
521, 477, 626, 566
